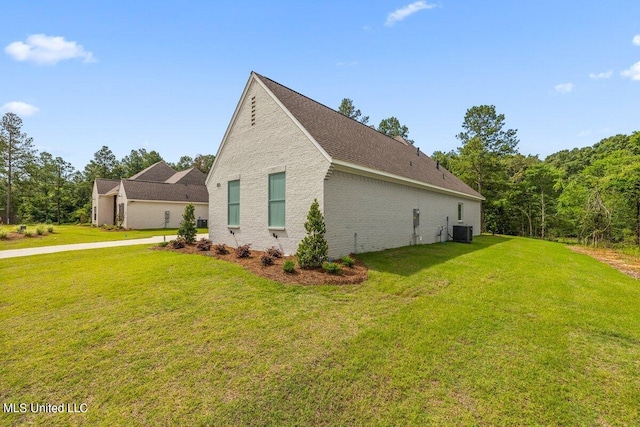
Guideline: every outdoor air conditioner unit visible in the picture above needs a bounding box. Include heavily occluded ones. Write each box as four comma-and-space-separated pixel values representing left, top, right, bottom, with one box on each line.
452, 225, 473, 243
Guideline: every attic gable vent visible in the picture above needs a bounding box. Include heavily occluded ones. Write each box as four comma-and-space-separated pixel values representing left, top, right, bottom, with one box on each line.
251, 96, 256, 126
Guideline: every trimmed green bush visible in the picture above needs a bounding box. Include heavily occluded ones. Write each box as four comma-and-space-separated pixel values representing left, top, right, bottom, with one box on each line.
283, 260, 295, 273
47, 225, 55, 233
24, 230, 34, 238
322, 261, 342, 275
0, 229, 7, 239
341, 255, 355, 268
36, 225, 45, 235
158, 241, 169, 247
295, 199, 328, 269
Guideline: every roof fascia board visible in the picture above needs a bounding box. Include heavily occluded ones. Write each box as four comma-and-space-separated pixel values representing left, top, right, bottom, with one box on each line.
332, 160, 485, 201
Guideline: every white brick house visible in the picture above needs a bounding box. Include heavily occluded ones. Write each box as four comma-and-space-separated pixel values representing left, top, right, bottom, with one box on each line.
92, 162, 208, 229
206, 72, 484, 257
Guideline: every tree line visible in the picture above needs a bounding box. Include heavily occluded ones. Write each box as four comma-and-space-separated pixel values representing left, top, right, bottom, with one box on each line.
0, 112, 215, 225
4, 104, 639, 248
339, 99, 640, 247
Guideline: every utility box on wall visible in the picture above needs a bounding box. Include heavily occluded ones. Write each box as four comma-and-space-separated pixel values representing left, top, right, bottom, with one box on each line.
413, 208, 420, 227
452, 225, 473, 243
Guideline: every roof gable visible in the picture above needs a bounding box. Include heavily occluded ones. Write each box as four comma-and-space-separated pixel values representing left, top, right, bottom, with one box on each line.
165, 167, 206, 185
254, 73, 483, 199
129, 161, 177, 182
95, 178, 120, 195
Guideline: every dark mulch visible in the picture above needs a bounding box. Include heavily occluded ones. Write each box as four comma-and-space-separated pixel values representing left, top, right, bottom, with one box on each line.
154, 243, 368, 285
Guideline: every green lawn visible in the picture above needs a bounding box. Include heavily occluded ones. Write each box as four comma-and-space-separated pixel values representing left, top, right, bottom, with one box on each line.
1, 236, 639, 425
0, 225, 208, 250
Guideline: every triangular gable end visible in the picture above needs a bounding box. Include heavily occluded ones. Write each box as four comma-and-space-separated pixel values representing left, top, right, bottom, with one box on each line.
206, 72, 333, 186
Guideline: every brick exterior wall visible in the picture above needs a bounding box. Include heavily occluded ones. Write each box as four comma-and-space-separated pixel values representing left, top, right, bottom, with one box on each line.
324, 169, 481, 257
207, 77, 331, 255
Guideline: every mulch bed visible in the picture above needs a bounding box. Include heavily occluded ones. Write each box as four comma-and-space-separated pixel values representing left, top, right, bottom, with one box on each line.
154, 242, 368, 285
1, 231, 47, 241
568, 245, 640, 280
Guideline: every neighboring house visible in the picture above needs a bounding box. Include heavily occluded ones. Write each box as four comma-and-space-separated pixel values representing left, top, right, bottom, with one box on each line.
206, 72, 484, 257
92, 161, 208, 229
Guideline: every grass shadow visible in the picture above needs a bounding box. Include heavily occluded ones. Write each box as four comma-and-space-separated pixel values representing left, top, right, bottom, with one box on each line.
358, 234, 512, 277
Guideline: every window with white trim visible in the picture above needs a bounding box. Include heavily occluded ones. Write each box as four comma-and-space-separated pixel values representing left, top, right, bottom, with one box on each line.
457, 202, 464, 222
268, 172, 285, 228
228, 180, 240, 226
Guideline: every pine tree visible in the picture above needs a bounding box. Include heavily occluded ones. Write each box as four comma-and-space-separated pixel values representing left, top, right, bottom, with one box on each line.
295, 199, 328, 268
178, 203, 197, 243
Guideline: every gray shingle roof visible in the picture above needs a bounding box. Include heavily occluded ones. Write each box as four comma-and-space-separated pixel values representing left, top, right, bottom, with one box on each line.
255, 73, 483, 199
121, 180, 208, 203
95, 178, 120, 195
129, 161, 177, 182
164, 167, 206, 185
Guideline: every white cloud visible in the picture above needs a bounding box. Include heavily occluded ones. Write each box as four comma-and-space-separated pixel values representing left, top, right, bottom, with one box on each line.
5, 34, 95, 65
554, 83, 574, 94
1, 101, 40, 116
589, 70, 613, 80
633, 34, 640, 46
385, 1, 436, 27
621, 61, 640, 80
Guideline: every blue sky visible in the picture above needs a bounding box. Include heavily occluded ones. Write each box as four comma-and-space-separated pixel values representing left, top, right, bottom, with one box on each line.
2, 1, 639, 170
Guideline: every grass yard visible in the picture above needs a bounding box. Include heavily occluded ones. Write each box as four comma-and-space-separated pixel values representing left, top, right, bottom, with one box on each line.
1, 236, 639, 425
0, 225, 208, 250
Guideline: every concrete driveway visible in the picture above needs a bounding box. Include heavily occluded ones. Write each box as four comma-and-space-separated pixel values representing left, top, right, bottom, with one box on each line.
0, 233, 209, 259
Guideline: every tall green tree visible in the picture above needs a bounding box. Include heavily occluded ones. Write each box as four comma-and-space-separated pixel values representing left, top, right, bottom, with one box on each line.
120, 148, 163, 177
84, 146, 121, 181
173, 155, 194, 171
377, 116, 413, 144
452, 105, 519, 231
0, 112, 35, 224
338, 98, 369, 125
178, 203, 197, 243
54, 156, 75, 224
193, 154, 215, 174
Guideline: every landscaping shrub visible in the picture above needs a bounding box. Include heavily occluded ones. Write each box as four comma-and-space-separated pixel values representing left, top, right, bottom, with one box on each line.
196, 238, 212, 251
158, 241, 169, 247
177, 203, 197, 244
322, 261, 342, 275
36, 225, 45, 235
0, 229, 7, 239
341, 255, 355, 268
261, 255, 275, 266
47, 225, 54, 233
266, 246, 283, 258
283, 260, 295, 273
235, 244, 251, 258
214, 243, 229, 255
24, 230, 34, 238
170, 237, 186, 249
296, 199, 328, 268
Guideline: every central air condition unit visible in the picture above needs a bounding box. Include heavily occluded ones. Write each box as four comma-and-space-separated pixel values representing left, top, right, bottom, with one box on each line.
452, 225, 473, 243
